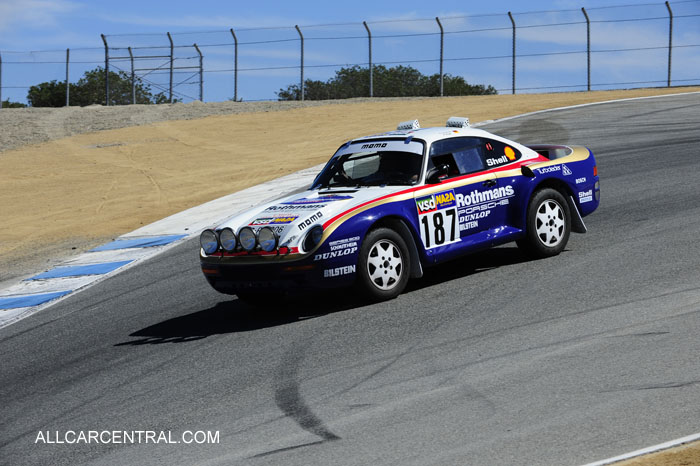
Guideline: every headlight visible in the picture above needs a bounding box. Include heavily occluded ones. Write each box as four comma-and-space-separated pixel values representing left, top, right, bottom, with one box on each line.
238, 227, 257, 251
258, 227, 278, 252
200, 229, 219, 254
219, 227, 237, 252
302, 225, 324, 252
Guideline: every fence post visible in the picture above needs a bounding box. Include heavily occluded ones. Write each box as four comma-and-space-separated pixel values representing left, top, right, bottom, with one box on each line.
295, 25, 304, 101
65, 48, 70, 106
100, 34, 109, 105
363, 21, 373, 98
508, 12, 516, 95
0, 51, 3, 109
128, 47, 135, 104
665, 1, 673, 87
294, 24, 304, 101
167, 32, 174, 103
194, 43, 203, 101
436, 17, 444, 97
581, 8, 591, 91
230, 28, 238, 101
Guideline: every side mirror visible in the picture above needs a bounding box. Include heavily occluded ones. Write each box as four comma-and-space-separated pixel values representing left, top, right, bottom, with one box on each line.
426, 164, 450, 184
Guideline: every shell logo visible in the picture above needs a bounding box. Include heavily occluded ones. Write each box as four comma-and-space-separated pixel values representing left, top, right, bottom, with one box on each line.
504, 146, 516, 161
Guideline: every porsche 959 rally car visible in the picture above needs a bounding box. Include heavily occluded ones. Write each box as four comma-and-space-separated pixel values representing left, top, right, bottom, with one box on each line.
200, 117, 599, 302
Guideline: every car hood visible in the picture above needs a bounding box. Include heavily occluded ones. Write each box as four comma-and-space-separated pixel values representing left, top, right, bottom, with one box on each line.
216, 186, 409, 249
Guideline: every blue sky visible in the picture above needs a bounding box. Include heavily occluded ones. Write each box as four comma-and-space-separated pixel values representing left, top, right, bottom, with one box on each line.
1, 0, 699, 103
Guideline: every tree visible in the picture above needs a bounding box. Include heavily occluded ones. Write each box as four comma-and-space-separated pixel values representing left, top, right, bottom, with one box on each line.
277, 65, 497, 100
2, 99, 27, 108
27, 67, 173, 107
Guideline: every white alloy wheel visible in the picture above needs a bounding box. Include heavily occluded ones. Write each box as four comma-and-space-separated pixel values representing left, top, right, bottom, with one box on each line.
366, 239, 403, 291
535, 199, 565, 247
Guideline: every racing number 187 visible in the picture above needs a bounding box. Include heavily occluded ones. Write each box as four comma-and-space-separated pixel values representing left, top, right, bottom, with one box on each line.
420, 208, 458, 249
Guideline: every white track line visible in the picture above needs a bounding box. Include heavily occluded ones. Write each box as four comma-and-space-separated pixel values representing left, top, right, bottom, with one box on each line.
581, 432, 700, 466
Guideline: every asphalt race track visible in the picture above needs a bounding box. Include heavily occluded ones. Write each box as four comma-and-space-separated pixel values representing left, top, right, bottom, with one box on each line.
2, 93, 700, 466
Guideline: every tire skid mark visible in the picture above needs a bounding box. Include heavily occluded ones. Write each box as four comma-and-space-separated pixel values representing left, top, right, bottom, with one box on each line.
271, 341, 340, 451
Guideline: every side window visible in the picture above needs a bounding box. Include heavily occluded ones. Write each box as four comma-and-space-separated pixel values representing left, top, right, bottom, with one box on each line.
428, 137, 485, 177
483, 138, 521, 169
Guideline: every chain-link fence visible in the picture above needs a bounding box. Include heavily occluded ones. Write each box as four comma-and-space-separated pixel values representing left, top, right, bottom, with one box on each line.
1, 0, 699, 107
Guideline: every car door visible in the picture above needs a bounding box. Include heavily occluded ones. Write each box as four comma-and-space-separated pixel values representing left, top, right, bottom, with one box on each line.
421, 137, 504, 246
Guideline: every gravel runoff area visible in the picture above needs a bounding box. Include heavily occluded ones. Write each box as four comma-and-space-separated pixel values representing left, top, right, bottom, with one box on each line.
0, 97, 421, 153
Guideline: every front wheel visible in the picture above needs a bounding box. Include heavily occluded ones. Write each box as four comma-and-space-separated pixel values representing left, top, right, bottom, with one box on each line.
356, 228, 411, 301
517, 188, 571, 258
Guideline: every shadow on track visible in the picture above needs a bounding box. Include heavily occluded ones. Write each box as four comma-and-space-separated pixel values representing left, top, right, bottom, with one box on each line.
113, 292, 362, 346
406, 246, 532, 293
115, 246, 534, 346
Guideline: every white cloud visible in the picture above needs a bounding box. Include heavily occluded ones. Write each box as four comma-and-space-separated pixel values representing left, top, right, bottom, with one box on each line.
0, 0, 79, 33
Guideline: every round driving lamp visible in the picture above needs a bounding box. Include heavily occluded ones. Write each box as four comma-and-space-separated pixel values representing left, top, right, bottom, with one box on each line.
258, 227, 278, 252
302, 225, 324, 252
238, 227, 257, 252
200, 229, 219, 254
219, 227, 237, 252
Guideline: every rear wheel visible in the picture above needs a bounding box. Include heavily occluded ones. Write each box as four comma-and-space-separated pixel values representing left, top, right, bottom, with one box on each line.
517, 188, 571, 258
356, 228, 410, 301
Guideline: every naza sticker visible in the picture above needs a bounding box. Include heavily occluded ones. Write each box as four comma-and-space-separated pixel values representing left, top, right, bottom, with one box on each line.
416, 189, 456, 214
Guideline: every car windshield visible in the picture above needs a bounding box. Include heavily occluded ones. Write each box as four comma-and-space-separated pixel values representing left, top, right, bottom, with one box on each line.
313, 150, 423, 188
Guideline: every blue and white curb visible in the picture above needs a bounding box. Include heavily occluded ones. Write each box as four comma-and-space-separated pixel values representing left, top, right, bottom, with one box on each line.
0, 164, 323, 328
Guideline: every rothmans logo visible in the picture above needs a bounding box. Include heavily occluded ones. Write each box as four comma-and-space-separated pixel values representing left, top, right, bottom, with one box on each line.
456, 185, 515, 207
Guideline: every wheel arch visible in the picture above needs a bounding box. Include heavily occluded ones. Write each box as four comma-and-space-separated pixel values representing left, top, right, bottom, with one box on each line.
367, 216, 424, 278
526, 178, 586, 234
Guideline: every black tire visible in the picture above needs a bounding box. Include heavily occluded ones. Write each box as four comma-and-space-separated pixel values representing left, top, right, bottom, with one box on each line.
356, 227, 411, 301
517, 188, 571, 258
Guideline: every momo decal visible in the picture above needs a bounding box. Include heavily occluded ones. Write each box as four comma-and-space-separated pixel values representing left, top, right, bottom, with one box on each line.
323, 265, 356, 278
283, 195, 352, 205
249, 216, 298, 226
298, 211, 323, 231
360, 142, 387, 149
579, 189, 593, 203
456, 185, 514, 207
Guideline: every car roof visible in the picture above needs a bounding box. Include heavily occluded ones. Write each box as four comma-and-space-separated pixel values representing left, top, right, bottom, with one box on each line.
351, 125, 508, 147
